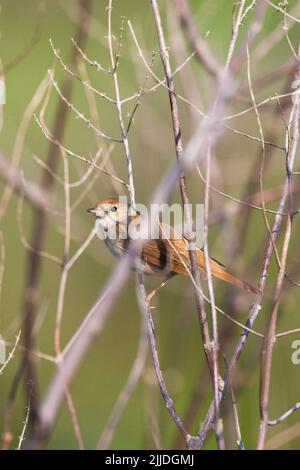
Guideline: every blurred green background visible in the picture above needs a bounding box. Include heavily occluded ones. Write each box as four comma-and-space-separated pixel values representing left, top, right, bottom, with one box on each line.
0, 0, 300, 450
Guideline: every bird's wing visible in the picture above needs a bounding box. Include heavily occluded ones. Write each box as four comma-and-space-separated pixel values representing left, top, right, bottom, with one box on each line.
141, 224, 193, 275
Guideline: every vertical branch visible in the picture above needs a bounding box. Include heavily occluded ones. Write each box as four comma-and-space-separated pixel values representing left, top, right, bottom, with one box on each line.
149, 0, 213, 380
150, 0, 226, 448
17, 393, 31, 450
107, 0, 189, 449
53, 150, 84, 449
193, 0, 250, 447
202, 143, 223, 446
105, 1, 151, 451
54, 150, 71, 357
195, 174, 293, 448
21, 0, 93, 435
136, 274, 189, 446
196, 59, 300, 447
257, 53, 300, 450
188, 0, 283, 449
226, 0, 247, 69
107, 1, 135, 205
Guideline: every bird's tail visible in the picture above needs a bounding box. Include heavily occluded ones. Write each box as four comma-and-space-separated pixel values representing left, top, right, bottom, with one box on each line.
199, 253, 261, 295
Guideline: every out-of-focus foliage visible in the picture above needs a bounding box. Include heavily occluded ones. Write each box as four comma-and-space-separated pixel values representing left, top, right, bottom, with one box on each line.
0, 0, 300, 449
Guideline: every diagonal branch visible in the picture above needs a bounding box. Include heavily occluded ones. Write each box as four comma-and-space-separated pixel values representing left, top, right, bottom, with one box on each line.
0, 151, 48, 212
172, 0, 222, 78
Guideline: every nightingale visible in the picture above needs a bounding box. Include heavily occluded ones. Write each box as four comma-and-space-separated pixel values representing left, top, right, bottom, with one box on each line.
87, 198, 260, 298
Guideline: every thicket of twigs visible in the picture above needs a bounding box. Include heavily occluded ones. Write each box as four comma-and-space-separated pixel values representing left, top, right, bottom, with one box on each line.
0, 0, 300, 450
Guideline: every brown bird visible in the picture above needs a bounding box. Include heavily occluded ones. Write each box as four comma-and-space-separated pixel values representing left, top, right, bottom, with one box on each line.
87, 198, 260, 299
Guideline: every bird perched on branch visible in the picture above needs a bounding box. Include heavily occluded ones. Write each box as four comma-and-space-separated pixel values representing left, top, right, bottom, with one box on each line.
87, 198, 260, 300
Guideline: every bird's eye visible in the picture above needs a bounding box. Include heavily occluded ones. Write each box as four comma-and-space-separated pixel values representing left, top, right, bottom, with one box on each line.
111, 205, 118, 213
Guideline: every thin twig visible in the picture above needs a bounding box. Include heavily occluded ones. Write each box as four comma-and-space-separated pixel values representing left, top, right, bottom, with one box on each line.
34, 114, 128, 189
224, 356, 245, 450
268, 401, 300, 426
50, 38, 115, 102
264, 0, 300, 23
257, 50, 300, 450
128, 19, 284, 150
0, 73, 49, 222
136, 273, 189, 446
71, 37, 112, 74
172, 0, 222, 78
0, 331, 21, 376
107, 1, 135, 205
17, 394, 31, 450
48, 69, 121, 143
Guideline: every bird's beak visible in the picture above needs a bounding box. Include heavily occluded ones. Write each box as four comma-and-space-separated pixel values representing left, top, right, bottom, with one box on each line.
86, 207, 97, 214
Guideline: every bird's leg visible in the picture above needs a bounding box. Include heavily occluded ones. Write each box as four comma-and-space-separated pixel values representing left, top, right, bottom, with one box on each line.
146, 273, 174, 306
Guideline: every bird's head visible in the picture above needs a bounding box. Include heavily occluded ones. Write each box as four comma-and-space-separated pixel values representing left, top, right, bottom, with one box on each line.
86, 198, 140, 232
87, 197, 126, 222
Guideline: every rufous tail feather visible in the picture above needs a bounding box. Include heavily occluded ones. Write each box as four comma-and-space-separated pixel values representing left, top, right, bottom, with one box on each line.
199, 253, 261, 295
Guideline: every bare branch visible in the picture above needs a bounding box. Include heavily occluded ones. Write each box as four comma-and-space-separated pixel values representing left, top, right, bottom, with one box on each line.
257, 51, 300, 450
0, 151, 48, 212
172, 0, 222, 78
268, 401, 300, 427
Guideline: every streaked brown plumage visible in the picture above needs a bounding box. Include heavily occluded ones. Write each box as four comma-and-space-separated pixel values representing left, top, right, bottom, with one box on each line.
87, 198, 260, 295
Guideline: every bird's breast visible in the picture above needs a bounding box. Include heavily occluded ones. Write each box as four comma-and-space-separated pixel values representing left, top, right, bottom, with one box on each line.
104, 236, 125, 258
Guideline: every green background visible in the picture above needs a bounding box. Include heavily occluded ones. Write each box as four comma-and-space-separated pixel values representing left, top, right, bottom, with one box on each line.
0, 0, 300, 450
